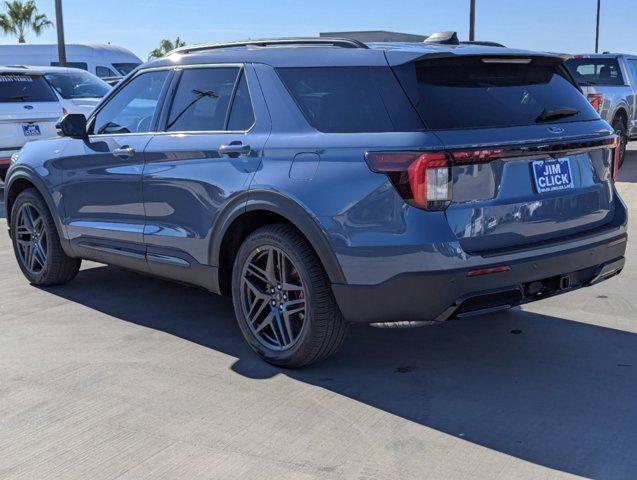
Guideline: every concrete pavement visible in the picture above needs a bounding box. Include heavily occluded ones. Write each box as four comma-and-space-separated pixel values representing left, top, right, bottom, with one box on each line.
0, 153, 636, 479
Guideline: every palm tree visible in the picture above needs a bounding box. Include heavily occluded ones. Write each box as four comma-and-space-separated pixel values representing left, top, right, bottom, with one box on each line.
148, 37, 186, 59
0, 0, 52, 43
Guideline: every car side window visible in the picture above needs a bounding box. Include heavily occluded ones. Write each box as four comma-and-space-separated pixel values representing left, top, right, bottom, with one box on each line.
628, 60, 637, 85
166, 67, 240, 132
227, 71, 255, 131
96, 66, 116, 78
92, 70, 169, 135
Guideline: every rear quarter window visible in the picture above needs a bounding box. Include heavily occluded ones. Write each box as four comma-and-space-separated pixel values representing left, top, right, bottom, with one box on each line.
394, 56, 599, 130
565, 57, 624, 86
0, 74, 58, 102
277, 67, 424, 133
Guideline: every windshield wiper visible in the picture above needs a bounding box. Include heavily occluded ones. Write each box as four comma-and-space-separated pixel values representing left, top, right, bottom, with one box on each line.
10, 95, 29, 101
536, 108, 579, 123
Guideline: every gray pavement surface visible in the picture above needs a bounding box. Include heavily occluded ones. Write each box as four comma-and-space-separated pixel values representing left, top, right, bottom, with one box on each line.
0, 152, 636, 480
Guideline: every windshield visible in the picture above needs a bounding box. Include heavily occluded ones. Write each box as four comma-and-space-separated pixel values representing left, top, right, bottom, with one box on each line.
44, 71, 111, 99
0, 73, 58, 102
394, 56, 599, 130
113, 63, 141, 76
564, 57, 624, 86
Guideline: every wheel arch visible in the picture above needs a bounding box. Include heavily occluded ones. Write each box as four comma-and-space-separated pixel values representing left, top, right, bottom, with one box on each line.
211, 190, 345, 296
611, 106, 629, 130
5, 170, 68, 249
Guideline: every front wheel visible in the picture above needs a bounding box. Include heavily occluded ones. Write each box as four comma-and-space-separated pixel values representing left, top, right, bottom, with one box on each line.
612, 116, 627, 170
10, 189, 81, 286
232, 223, 348, 368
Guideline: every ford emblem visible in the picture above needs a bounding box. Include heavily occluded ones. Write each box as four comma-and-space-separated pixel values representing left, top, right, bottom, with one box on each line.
23, 105, 34, 110
547, 126, 564, 134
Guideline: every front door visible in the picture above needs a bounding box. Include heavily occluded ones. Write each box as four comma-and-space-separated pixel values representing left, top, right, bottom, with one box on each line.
59, 69, 171, 252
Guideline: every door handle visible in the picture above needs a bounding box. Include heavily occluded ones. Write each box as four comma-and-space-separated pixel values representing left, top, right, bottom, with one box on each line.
218, 143, 251, 157
112, 146, 135, 159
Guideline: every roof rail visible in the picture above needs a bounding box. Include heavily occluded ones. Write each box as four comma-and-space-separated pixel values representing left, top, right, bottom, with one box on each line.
167, 37, 369, 56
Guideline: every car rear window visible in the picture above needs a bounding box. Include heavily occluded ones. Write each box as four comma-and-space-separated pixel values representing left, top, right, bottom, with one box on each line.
277, 67, 424, 133
564, 57, 624, 86
44, 71, 111, 99
0, 74, 57, 102
392, 56, 599, 130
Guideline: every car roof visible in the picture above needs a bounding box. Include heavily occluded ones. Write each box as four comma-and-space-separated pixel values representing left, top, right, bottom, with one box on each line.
0, 65, 92, 75
143, 41, 563, 70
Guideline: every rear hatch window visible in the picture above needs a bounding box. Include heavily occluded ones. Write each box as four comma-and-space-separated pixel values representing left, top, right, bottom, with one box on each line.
393, 56, 599, 130
277, 67, 424, 133
564, 57, 624, 86
0, 74, 58, 103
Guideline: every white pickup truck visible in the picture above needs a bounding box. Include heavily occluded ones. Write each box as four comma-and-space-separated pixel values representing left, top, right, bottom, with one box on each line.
565, 54, 637, 169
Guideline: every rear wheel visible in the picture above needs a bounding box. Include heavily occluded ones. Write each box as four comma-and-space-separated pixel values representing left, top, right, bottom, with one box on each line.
612, 115, 627, 170
232, 223, 348, 368
10, 189, 81, 286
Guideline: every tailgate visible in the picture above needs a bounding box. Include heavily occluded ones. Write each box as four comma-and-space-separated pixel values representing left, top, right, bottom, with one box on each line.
437, 126, 617, 253
0, 102, 62, 149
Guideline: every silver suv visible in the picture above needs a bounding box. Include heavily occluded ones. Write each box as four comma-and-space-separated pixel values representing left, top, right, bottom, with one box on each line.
565, 53, 637, 168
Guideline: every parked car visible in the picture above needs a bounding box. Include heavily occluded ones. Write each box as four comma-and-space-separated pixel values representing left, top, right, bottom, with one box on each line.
0, 43, 142, 80
0, 67, 63, 181
40, 66, 111, 117
4, 38, 627, 367
565, 53, 637, 168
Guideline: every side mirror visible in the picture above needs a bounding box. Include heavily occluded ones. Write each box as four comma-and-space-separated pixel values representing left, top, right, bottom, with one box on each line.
56, 114, 87, 139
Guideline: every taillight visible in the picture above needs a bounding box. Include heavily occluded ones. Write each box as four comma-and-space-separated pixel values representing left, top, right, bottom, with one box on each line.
613, 137, 620, 182
587, 93, 604, 113
451, 149, 504, 164
365, 152, 452, 210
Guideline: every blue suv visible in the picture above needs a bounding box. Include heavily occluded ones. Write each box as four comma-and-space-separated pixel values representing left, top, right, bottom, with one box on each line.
4, 38, 628, 367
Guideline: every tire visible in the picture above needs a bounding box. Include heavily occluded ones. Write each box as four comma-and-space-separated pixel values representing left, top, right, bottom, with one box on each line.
10, 188, 81, 286
612, 116, 627, 170
232, 223, 348, 368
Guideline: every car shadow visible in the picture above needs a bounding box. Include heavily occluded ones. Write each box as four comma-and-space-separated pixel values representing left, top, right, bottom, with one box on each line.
618, 150, 637, 183
41, 264, 637, 480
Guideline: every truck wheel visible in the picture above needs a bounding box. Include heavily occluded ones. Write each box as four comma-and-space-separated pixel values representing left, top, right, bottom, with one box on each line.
612, 116, 627, 170
232, 223, 348, 368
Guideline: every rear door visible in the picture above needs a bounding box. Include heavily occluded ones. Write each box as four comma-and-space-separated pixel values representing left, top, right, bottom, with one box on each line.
142, 64, 269, 272
0, 72, 62, 154
392, 54, 616, 253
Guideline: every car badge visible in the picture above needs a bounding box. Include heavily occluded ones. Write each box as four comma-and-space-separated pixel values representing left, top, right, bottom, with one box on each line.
23, 105, 34, 110
547, 126, 564, 134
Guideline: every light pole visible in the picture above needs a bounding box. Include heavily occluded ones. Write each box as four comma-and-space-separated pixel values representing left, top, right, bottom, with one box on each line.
595, 0, 601, 53
54, 0, 67, 66
469, 0, 476, 41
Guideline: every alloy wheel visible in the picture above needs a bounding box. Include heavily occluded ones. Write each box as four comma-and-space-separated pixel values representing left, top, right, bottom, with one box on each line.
15, 203, 48, 274
240, 245, 307, 351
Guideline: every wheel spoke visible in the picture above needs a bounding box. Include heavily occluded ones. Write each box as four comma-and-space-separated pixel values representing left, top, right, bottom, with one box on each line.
22, 206, 35, 233
254, 311, 275, 334
265, 248, 277, 284
33, 244, 46, 268
246, 262, 269, 285
280, 310, 295, 344
282, 298, 305, 316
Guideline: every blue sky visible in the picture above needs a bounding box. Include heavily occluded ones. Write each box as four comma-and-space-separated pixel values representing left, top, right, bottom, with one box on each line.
1, 0, 635, 61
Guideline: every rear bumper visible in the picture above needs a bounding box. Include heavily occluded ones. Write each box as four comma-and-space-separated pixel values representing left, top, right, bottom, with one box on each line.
332, 232, 627, 323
